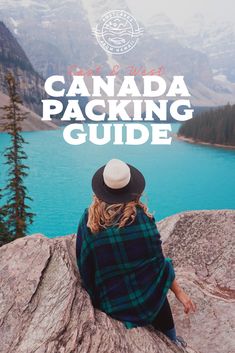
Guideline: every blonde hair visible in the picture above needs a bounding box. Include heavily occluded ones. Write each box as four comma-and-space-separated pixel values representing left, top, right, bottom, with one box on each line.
87, 195, 153, 234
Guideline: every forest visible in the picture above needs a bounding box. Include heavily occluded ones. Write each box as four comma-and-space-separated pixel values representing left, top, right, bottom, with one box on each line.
178, 104, 235, 146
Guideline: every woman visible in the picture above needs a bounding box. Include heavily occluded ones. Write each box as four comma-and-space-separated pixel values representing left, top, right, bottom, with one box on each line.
76, 159, 196, 348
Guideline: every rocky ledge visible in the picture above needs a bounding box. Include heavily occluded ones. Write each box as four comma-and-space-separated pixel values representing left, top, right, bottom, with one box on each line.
0, 210, 234, 353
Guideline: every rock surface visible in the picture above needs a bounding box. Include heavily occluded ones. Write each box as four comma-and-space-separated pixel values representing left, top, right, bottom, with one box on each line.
0, 234, 185, 353
159, 210, 235, 353
0, 210, 234, 353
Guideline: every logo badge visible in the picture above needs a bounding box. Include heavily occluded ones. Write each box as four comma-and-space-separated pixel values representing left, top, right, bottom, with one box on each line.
93, 10, 144, 55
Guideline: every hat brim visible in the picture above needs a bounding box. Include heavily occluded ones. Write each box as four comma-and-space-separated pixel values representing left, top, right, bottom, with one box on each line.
92, 163, 145, 204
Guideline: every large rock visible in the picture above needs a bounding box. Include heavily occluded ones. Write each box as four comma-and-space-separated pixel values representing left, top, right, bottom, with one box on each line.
1, 210, 234, 353
159, 210, 235, 353
0, 235, 186, 353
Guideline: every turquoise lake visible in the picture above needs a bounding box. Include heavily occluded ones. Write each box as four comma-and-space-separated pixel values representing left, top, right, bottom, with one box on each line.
0, 124, 235, 237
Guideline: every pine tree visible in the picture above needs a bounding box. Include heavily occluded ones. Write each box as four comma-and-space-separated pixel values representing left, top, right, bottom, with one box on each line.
1, 71, 35, 240
178, 104, 235, 146
0, 188, 11, 247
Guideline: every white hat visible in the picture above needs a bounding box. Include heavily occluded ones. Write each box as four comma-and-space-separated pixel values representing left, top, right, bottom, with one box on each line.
103, 159, 131, 189
92, 158, 145, 204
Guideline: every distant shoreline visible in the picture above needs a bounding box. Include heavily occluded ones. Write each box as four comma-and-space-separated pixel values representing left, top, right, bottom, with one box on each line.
174, 134, 235, 150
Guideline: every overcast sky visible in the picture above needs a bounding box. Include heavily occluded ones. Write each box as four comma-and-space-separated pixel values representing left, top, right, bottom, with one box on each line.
126, 0, 234, 25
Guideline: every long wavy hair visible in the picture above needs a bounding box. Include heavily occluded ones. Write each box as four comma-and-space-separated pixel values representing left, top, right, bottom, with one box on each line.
87, 194, 153, 234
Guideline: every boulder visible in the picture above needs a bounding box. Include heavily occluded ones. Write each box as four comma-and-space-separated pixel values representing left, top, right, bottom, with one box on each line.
0, 234, 185, 353
159, 210, 235, 353
1, 209, 234, 353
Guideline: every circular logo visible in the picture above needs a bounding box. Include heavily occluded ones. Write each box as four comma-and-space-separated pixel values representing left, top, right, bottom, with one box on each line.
93, 10, 144, 55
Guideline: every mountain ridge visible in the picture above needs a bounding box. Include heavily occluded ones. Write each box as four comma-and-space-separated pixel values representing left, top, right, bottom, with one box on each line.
0, 21, 47, 116
0, 1, 235, 106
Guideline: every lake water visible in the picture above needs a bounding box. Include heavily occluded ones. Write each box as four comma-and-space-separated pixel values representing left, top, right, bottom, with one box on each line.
0, 124, 235, 237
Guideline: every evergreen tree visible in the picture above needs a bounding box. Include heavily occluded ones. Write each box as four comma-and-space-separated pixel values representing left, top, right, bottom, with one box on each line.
178, 104, 235, 146
1, 71, 35, 240
0, 188, 11, 247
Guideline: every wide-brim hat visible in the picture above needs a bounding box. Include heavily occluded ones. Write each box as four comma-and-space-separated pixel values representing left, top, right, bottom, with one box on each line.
92, 159, 145, 204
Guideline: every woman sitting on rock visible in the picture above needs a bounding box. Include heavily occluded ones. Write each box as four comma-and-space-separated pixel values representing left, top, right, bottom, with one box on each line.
76, 159, 196, 348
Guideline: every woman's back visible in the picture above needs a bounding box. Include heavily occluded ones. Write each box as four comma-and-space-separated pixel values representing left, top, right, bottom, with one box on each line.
76, 204, 175, 329
76, 158, 195, 347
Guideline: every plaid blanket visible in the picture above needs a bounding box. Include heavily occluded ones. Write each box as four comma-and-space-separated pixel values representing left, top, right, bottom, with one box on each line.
76, 205, 175, 329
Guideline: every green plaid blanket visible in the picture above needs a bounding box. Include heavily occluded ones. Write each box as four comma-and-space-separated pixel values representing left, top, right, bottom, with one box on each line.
76, 205, 175, 328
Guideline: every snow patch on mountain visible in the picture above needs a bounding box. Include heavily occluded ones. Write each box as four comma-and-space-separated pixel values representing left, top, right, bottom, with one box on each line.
9, 16, 19, 34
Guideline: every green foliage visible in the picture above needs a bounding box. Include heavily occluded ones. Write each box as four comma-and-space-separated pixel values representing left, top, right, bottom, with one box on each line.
0, 71, 35, 245
178, 104, 235, 146
0, 189, 12, 247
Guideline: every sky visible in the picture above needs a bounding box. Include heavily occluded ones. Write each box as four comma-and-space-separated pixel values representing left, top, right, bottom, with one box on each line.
126, 0, 235, 25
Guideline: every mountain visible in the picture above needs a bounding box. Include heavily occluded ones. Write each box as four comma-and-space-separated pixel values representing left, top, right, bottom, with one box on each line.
81, 2, 235, 107
0, 0, 108, 79
0, 1, 235, 107
146, 13, 183, 40
0, 21, 47, 115
0, 21, 58, 131
181, 14, 235, 83
146, 13, 235, 84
